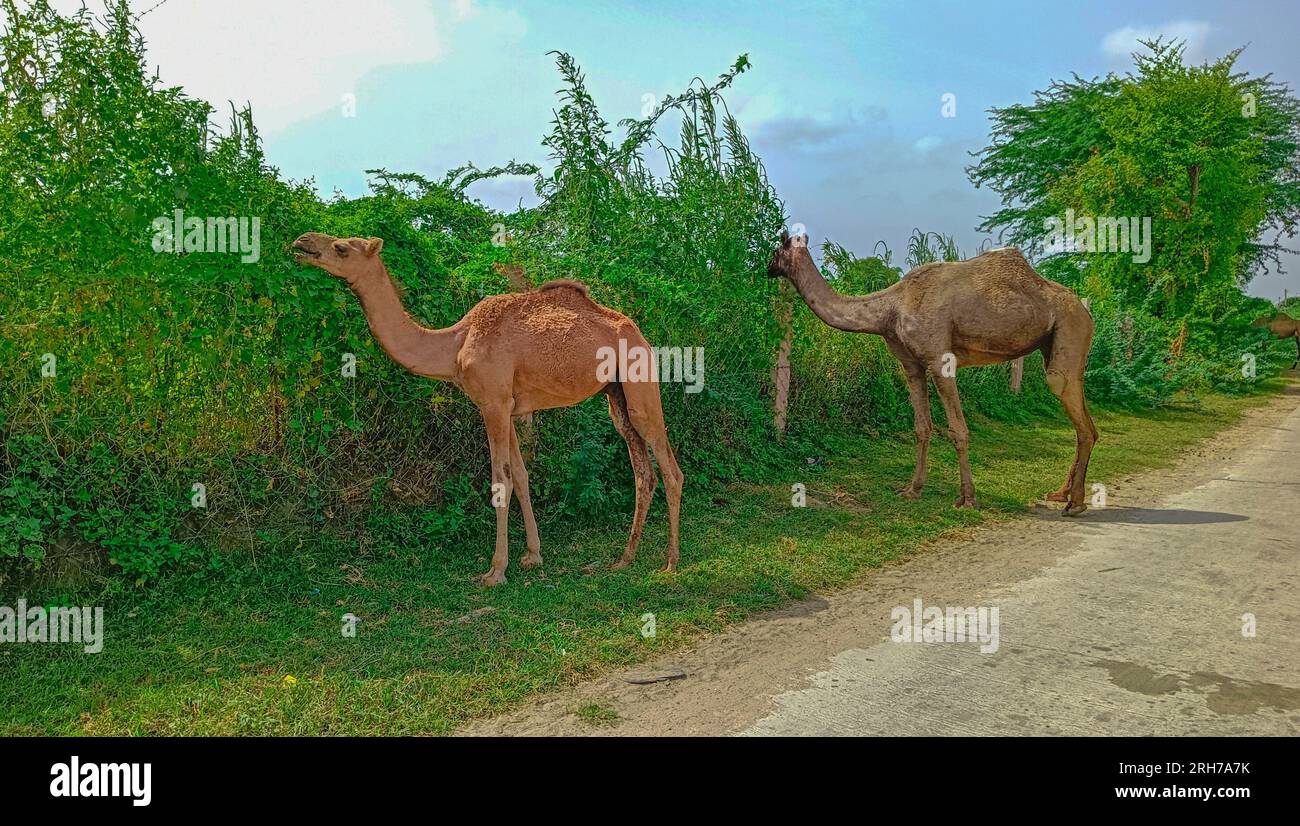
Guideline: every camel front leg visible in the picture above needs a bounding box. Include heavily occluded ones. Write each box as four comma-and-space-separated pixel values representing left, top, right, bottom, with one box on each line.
480, 405, 514, 586
932, 375, 977, 508
508, 423, 543, 570
898, 362, 933, 499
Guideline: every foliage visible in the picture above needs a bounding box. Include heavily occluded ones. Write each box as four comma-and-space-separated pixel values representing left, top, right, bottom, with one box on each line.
0, 5, 1292, 586
968, 38, 1300, 400
0, 5, 781, 583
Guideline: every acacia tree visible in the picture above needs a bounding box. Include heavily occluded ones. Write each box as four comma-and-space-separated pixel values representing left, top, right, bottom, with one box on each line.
968, 40, 1300, 340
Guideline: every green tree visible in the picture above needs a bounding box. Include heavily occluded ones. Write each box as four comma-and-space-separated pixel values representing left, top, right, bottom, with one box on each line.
968, 39, 1300, 320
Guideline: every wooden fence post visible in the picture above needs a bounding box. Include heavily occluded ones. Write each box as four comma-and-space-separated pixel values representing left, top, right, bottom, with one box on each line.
771, 283, 794, 432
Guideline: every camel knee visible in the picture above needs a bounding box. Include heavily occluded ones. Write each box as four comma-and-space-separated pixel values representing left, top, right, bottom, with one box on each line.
663, 466, 683, 493
661, 463, 683, 496
1045, 370, 1068, 398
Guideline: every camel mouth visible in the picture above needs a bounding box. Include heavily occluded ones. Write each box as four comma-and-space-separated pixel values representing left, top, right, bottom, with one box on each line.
291, 238, 321, 261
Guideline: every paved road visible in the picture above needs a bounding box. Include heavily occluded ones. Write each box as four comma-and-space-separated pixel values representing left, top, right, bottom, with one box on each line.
465, 389, 1300, 736
747, 403, 1300, 735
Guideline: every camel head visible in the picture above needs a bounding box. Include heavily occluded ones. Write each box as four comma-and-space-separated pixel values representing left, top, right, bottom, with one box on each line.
291, 232, 385, 283
767, 228, 811, 279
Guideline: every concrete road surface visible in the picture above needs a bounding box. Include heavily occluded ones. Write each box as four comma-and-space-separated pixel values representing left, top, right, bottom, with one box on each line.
464, 389, 1300, 736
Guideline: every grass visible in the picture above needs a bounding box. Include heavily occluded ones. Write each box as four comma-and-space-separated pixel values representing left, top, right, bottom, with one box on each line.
0, 382, 1286, 735
571, 701, 620, 727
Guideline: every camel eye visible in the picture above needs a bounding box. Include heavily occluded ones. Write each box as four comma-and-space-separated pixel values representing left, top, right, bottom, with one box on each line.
332, 242, 350, 256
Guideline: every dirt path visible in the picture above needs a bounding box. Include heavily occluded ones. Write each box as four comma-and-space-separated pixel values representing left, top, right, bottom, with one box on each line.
462, 386, 1300, 736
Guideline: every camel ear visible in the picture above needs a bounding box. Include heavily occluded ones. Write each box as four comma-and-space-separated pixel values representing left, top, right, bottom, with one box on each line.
780, 228, 791, 247
365, 237, 383, 257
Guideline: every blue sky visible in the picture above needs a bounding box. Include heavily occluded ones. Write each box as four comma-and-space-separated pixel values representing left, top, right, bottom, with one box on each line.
109, 0, 1300, 299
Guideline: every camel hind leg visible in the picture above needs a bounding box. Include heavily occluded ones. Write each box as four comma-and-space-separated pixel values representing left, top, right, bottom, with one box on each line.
1043, 326, 1098, 515
508, 423, 543, 569
1043, 337, 1076, 502
931, 374, 978, 508
604, 383, 657, 570
620, 378, 683, 572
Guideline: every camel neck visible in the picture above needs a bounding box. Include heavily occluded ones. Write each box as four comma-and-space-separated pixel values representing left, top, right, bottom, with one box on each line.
350, 267, 463, 381
786, 255, 895, 335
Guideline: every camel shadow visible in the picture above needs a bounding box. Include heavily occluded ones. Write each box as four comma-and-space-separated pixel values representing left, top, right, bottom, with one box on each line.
1028, 505, 1248, 525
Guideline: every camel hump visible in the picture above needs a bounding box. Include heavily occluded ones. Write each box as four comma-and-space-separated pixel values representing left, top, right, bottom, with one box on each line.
535, 278, 590, 296
981, 246, 1025, 258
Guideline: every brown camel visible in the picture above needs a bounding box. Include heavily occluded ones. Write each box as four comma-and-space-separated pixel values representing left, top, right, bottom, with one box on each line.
768, 231, 1098, 514
1253, 312, 1300, 368
291, 233, 683, 585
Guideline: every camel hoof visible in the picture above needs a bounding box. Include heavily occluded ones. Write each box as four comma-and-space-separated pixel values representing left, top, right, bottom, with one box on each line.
953, 496, 978, 509
610, 558, 634, 571
1045, 490, 1069, 503
478, 570, 507, 587
897, 486, 922, 500
519, 553, 543, 570
1062, 503, 1089, 517
659, 561, 678, 574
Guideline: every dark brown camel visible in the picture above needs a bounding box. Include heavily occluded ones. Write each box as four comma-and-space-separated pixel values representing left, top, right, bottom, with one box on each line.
768, 231, 1098, 514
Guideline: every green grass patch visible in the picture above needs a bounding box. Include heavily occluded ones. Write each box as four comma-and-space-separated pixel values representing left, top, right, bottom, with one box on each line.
0, 384, 1284, 735
571, 701, 620, 728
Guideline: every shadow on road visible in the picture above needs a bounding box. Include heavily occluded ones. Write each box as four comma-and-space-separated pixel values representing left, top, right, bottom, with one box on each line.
1029, 505, 1248, 525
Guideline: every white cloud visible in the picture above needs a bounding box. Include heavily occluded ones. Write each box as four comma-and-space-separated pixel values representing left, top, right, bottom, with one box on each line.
912, 135, 941, 154
1101, 20, 1212, 64
50, 0, 458, 133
